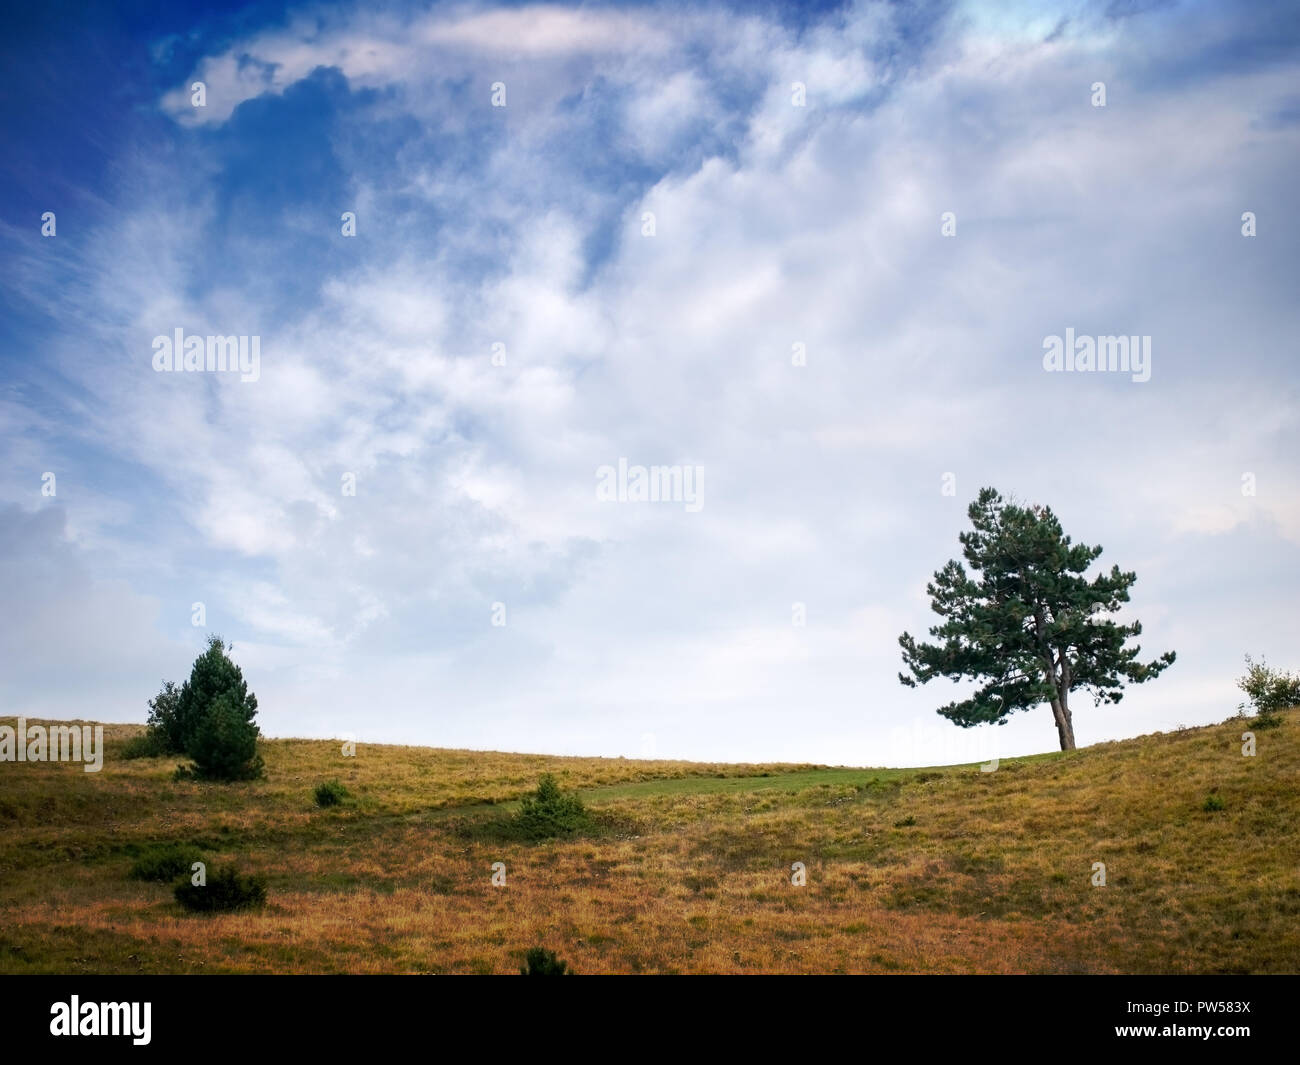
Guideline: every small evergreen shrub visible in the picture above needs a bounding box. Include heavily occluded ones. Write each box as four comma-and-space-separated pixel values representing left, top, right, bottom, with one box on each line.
1202, 794, 1226, 813
174, 866, 267, 913
514, 774, 592, 839
520, 946, 571, 975
314, 779, 349, 807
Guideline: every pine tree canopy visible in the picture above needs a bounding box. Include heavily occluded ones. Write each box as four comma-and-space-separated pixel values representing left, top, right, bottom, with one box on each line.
898, 487, 1175, 751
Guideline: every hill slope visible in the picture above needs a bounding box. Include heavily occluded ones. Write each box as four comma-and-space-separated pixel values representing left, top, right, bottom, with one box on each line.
0, 712, 1296, 974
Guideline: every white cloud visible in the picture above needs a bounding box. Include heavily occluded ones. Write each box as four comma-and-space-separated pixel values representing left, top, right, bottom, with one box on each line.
10, 0, 1298, 762
162, 4, 674, 126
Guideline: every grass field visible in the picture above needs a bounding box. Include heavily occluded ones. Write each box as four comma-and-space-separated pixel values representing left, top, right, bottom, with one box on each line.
1, 711, 1296, 974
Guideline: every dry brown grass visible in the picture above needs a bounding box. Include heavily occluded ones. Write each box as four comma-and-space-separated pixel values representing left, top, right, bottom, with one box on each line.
1, 712, 1296, 973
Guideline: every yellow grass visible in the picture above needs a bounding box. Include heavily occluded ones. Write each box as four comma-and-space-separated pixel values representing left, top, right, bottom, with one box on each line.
0, 712, 1295, 973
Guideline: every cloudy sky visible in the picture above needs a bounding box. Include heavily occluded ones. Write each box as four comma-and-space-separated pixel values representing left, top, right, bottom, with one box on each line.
1, 0, 1296, 766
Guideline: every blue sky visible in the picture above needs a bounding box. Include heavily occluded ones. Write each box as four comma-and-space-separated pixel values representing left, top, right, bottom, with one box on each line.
1, 0, 1298, 766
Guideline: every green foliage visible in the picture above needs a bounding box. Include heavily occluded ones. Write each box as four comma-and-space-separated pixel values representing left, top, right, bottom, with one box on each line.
520, 946, 571, 975
893, 815, 917, 828
121, 728, 172, 759
1202, 794, 1226, 813
514, 774, 592, 839
142, 680, 185, 754
898, 487, 1175, 750
145, 636, 264, 781
1237, 656, 1300, 720
128, 844, 198, 882
314, 779, 349, 807
185, 690, 263, 781
174, 866, 267, 913
177, 635, 259, 753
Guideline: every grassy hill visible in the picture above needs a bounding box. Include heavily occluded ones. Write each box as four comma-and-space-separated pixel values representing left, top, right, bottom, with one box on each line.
1, 710, 1296, 974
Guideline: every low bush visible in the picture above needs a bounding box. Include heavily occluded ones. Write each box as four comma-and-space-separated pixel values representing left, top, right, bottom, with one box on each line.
514, 774, 592, 840
1238, 656, 1300, 718
121, 730, 172, 760
174, 866, 267, 913
520, 947, 571, 975
314, 779, 349, 807
128, 844, 197, 882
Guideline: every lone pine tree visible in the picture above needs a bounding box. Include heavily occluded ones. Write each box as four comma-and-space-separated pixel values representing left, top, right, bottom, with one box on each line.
898, 487, 1175, 751
176, 634, 259, 754
145, 634, 263, 780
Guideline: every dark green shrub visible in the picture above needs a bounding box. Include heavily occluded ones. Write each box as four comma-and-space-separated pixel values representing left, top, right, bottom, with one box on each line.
174, 866, 267, 913
1202, 794, 1226, 813
128, 844, 198, 882
314, 779, 349, 807
520, 946, 571, 975
121, 728, 172, 759
514, 774, 592, 839
142, 679, 185, 755
893, 815, 917, 828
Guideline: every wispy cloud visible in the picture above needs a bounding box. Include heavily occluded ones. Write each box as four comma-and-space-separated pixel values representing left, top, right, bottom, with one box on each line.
2, 0, 1297, 762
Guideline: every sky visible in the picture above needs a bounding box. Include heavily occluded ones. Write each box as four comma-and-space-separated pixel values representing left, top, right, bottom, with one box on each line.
1, 0, 1297, 767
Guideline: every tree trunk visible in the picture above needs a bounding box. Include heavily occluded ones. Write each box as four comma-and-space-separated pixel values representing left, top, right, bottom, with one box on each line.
1058, 699, 1076, 750
1057, 654, 1076, 750
1035, 613, 1077, 751
1048, 693, 1075, 750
